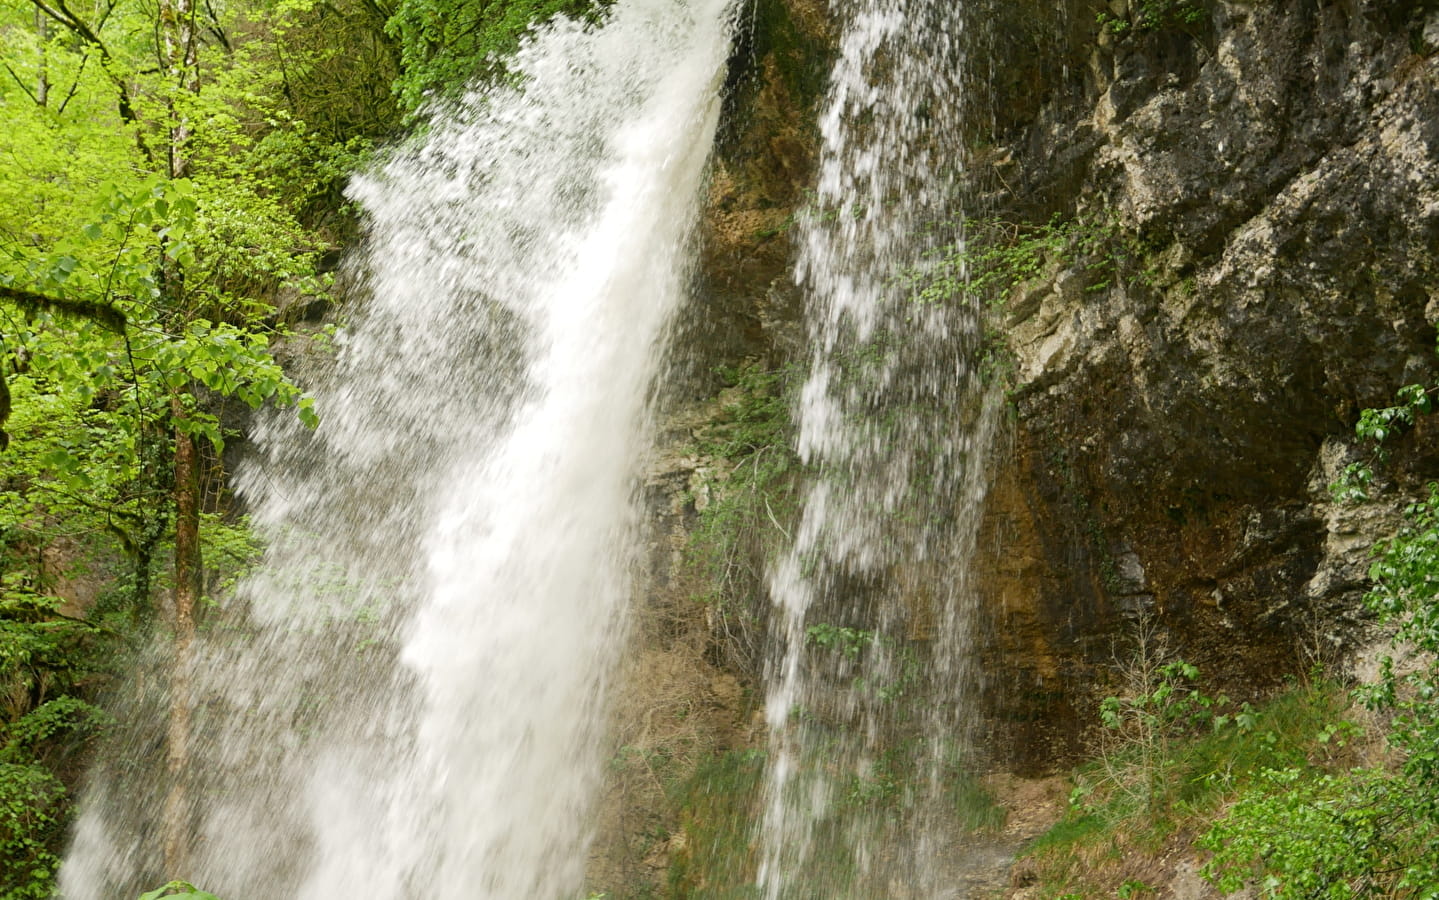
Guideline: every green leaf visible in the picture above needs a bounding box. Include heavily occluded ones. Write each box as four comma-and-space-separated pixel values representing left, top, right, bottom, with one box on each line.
137, 881, 224, 900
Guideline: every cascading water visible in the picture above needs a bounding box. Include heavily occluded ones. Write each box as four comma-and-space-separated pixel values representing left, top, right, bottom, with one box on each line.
756, 0, 1003, 895
60, 0, 735, 895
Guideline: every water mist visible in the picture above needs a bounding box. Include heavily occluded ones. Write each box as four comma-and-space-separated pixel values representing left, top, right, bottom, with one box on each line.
755, 0, 1003, 895
61, 0, 736, 896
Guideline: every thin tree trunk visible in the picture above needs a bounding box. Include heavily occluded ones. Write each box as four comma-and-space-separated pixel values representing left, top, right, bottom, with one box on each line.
158, 0, 198, 178
34, 8, 48, 106
163, 419, 201, 876
159, 0, 201, 869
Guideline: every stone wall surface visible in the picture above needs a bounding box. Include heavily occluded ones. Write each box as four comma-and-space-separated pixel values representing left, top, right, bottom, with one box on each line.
983, 0, 1439, 755
595, 0, 1439, 888
663, 0, 1439, 763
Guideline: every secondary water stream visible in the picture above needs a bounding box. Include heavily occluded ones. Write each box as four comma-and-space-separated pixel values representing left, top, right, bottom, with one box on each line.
60, 0, 735, 895
755, 0, 1001, 895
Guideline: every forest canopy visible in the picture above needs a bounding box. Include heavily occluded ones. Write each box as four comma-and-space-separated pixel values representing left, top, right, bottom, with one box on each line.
0, 0, 590, 891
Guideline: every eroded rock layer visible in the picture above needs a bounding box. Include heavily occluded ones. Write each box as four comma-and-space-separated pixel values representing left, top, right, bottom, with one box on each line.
593, 0, 1439, 888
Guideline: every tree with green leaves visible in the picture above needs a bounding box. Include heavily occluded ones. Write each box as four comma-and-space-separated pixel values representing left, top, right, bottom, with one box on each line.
1, 0, 335, 875
385, 0, 610, 110
1, 175, 317, 886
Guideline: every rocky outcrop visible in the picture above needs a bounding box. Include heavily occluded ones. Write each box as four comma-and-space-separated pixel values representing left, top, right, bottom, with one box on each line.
659, 0, 1439, 767
979, 0, 1439, 759
596, 1, 1439, 890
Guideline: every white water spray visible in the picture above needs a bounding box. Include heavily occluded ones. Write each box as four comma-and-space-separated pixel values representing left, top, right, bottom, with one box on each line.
757, 0, 1002, 895
61, 0, 734, 896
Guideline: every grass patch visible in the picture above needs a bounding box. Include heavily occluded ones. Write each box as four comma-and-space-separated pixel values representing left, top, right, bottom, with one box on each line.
1021, 677, 1364, 898
666, 750, 766, 900
952, 772, 1008, 834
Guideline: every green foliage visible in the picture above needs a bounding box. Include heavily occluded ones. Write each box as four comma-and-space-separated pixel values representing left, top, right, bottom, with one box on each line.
0, 178, 314, 626
1075, 654, 1243, 817
1027, 659, 1362, 898
1327, 363, 1439, 784
0, 0, 378, 879
1117, 878, 1155, 899
1, 697, 110, 763
902, 215, 1134, 387
385, 0, 610, 111
1022, 812, 1105, 856
0, 0, 148, 242
1172, 679, 1354, 806
667, 749, 766, 899
1331, 383, 1437, 502
0, 762, 65, 900
693, 364, 793, 460
804, 623, 873, 659
1201, 768, 1439, 900
686, 363, 801, 672
1364, 484, 1439, 790
906, 214, 1130, 311
0, 560, 113, 900
1097, 661, 1218, 733
1081, 672, 1351, 822
1097, 0, 1208, 39
137, 882, 223, 900
906, 217, 1068, 311
4, 176, 309, 422
1191, 386, 1439, 899
949, 771, 1007, 833
181, 0, 399, 233
802, 622, 921, 705
0, 600, 107, 897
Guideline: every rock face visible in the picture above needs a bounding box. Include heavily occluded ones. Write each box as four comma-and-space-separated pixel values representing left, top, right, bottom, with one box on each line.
594, 0, 1439, 888
979, 0, 1439, 759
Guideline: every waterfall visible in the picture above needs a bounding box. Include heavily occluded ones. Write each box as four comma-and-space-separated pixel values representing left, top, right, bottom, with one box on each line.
59, 0, 735, 895
756, 0, 1002, 894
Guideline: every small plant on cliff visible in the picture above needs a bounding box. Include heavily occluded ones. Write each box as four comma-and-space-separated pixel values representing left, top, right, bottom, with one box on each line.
805, 623, 873, 660
686, 363, 801, 672
902, 214, 1136, 389
1072, 618, 1241, 818
1092, 658, 1228, 807
1097, 0, 1208, 39
904, 216, 1068, 311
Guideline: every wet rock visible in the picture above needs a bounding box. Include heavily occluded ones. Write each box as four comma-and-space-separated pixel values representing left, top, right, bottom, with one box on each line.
978, 0, 1439, 752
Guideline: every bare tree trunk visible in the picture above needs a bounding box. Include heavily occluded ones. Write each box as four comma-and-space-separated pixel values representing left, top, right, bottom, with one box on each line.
158, 0, 198, 178
157, 0, 202, 870
163, 419, 201, 876
34, 8, 48, 106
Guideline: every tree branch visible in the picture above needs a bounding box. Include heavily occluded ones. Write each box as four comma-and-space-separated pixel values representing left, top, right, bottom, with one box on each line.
55, 50, 89, 114
26, 0, 139, 123
0, 285, 127, 333
2, 63, 41, 105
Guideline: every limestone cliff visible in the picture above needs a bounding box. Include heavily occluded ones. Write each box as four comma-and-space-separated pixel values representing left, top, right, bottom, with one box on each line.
980, 0, 1439, 763
594, 0, 1439, 891
684, 0, 1439, 757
